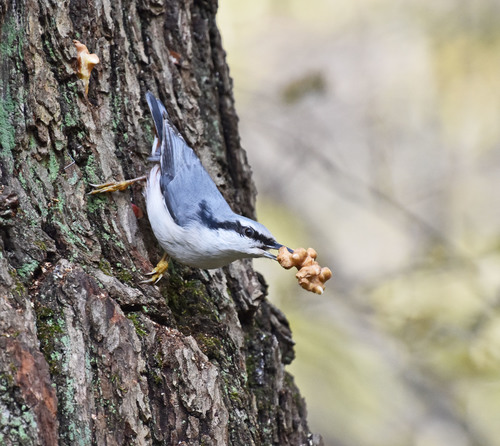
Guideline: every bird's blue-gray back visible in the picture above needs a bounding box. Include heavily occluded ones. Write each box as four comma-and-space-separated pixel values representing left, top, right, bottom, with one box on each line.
146, 93, 234, 227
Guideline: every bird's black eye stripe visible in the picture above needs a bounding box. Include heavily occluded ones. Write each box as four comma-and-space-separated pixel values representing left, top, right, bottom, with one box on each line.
197, 200, 275, 246
239, 225, 275, 247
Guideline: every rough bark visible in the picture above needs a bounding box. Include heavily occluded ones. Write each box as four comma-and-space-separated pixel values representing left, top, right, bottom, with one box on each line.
0, 0, 322, 445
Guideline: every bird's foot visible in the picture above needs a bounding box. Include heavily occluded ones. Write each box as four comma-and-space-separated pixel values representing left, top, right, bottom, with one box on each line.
89, 175, 147, 194
141, 253, 169, 284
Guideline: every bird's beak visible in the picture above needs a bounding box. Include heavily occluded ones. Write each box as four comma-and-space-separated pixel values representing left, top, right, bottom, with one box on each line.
262, 241, 293, 260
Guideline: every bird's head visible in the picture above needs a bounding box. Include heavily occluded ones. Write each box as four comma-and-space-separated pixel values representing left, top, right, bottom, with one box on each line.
217, 214, 286, 260
192, 202, 289, 266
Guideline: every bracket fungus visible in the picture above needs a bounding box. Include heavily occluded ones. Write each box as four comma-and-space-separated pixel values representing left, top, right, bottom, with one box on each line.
73, 40, 99, 95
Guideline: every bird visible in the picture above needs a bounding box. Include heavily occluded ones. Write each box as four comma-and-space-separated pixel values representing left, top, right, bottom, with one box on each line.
91, 92, 288, 282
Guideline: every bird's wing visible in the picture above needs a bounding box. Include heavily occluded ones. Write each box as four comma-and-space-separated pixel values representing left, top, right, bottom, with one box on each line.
147, 94, 233, 227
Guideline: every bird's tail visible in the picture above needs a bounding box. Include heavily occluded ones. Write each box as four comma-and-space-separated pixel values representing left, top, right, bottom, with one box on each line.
145, 91, 168, 161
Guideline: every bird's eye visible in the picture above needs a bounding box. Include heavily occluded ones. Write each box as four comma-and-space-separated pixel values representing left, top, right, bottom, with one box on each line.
243, 226, 255, 238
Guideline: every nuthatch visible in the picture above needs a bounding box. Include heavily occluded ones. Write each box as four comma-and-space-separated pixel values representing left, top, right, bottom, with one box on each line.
92, 93, 289, 281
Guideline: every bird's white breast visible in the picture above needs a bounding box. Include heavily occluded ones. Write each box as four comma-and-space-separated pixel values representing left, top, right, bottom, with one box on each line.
145, 165, 246, 269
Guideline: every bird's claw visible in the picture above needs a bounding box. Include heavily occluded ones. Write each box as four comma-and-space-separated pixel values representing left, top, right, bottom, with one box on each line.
140, 254, 169, 284
89, 176, 147, 195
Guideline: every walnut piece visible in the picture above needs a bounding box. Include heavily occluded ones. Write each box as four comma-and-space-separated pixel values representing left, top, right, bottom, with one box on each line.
277, 247, 332, 294
73, 40, 99, 95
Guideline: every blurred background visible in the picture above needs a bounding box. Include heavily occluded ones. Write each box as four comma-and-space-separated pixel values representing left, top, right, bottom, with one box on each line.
218, 1, 500, 445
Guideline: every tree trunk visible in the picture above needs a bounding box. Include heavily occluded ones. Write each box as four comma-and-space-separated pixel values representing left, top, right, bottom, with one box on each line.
0, 0, 322, 445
